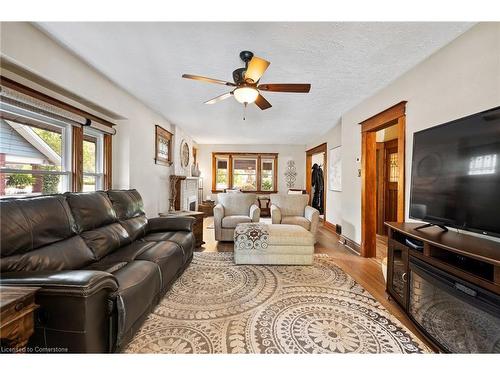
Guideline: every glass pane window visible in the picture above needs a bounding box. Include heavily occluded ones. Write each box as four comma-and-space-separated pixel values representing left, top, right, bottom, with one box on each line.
216, 157, 229, 190
388, 153, 398, 182
233, 158, 257, 191
82, 129, 103, 192
0, 119, 70, 197
261, 159, 275, 191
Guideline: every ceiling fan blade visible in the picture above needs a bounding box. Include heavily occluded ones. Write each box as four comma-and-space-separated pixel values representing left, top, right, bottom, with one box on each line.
244, 57, 270, 83
182, 74, 236, 86
255, 94, 272, 110
257, 83, 311, 93
204, 92, 233, 105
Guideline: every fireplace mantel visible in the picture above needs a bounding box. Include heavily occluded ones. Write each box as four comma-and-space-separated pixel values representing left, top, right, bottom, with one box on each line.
169, 175, 200, 211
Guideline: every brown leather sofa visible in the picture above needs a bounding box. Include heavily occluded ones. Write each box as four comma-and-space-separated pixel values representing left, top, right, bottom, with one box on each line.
0, 189, 194, 353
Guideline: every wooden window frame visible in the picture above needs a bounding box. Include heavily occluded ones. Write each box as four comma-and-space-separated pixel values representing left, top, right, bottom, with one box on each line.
1, 76, 115, 192
211, 152, 278, 194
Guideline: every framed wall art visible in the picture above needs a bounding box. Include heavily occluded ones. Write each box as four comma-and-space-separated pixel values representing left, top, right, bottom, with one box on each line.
155, 125, 173, 166
329, 146, 342, 191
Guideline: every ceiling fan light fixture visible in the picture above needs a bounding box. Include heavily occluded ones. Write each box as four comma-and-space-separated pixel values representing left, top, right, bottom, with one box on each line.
233, 87, 259, 104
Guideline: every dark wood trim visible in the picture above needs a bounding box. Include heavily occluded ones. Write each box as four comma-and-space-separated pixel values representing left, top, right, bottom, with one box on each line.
103, 134, 113, 190
324, 220, 337, 234
360, 101, 407, 132
306, 142, 327, 155
361, 130, 377, 257
360, 101, 406, 258
72, 126, 83, 192
340, 234, 361, 255
0, 76, 116, 129
211, 152, 278, 194
305, 143, 327, 219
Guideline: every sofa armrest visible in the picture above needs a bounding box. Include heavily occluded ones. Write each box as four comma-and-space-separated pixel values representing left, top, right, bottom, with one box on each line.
270, 204, 282, 224
213, 204, 224, 240
147, 216, 194, 233
305, 205, 320, 236
0, 270, 118, 296
213, 204, 224, 224
249, 204, 261, 222
1, 270, 119, 352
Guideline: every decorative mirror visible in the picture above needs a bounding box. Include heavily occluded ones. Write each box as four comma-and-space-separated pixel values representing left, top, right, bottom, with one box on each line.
180, 139, 190, 168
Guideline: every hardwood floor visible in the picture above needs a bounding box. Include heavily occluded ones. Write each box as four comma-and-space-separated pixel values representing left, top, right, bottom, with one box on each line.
198, 216, 435, 351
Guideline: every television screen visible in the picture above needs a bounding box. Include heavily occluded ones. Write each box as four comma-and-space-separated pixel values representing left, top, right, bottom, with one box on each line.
410, 106, 500, 237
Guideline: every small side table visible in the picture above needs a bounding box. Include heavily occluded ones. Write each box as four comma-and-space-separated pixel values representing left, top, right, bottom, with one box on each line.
1, 286, 40, 353
198, 200, 215, 217
159, 211, 206, 248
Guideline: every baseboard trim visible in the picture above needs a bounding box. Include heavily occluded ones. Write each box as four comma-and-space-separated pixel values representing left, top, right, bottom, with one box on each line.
339, 234, 361, 255
323, 220, 337, 234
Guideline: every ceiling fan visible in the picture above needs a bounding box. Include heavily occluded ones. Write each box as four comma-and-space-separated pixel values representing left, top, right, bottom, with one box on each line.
182, 50, 311, 111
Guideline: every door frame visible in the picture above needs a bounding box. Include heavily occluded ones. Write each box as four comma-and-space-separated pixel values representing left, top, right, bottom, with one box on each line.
306, 143, 327, 221
360, 101, 406, 258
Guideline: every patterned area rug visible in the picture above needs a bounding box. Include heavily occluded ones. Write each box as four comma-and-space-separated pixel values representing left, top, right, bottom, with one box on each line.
125, 252, 430, 354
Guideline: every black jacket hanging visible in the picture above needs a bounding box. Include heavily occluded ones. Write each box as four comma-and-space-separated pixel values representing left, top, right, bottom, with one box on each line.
312, 163, 324, 214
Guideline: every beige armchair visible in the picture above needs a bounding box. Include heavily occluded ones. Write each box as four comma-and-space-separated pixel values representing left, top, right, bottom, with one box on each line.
270, 194, 320, 238
214, 193, 260, 241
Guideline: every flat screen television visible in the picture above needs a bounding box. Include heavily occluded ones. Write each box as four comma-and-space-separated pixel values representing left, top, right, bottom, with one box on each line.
410, 106, 500, 238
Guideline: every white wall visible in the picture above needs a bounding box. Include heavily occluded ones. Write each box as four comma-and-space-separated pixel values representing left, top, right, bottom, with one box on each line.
197, 144, 306, 201
307, 121, 343, 226
0, 22, 195, 217
338, 22, 500, 244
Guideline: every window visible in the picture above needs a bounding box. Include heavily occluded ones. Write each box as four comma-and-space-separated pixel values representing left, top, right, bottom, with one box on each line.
0, 77, 114, 197
212, 153, 278, 193
83, 129, 104, 191
215, 156, 229, 190
233, 157, 257, 191
261, 159, 275, 191
0, 119, 71, 197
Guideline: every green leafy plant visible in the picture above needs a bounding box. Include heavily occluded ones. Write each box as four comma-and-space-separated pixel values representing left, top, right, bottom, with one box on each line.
7, 174, 35, 189
262, 180, 273, 191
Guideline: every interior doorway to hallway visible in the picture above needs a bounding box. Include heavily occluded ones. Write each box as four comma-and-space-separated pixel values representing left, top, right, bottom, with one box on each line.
375, 125, 400, 260
306, 143, 327, 222
360, 101, 406, 258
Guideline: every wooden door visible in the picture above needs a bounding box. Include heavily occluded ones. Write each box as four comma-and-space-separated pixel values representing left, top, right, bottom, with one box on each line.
384, 140, 399, 227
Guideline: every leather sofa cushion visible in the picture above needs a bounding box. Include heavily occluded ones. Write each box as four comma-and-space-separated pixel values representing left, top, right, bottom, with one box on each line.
95, 241, 154, 263
136, 242, 184, 289
80, 223, 131, 260
281, 216, 311, 230
107, 190, 148, 241
107, 190, 145, 220
1, 235, 95, 272
112, 261, 161, 345
222, 215, 252, 228
119, 215, 148, 241
142, 231, 194, 262
0, 195, 77, 257
65, 192, 117, 232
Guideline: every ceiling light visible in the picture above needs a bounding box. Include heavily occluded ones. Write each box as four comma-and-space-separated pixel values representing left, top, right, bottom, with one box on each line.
233, 87, 259, 104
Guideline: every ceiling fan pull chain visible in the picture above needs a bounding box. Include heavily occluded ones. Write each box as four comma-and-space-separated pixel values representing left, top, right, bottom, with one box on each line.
243, 102, 247, 120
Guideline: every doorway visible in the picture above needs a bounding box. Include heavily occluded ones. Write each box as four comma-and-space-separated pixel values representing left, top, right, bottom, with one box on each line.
306, 143, 327, 222
360, 101, 406, 258
375, 125, 400, 260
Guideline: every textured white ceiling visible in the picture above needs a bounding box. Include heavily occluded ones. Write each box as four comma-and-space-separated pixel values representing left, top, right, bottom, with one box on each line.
36, 22, 473, 144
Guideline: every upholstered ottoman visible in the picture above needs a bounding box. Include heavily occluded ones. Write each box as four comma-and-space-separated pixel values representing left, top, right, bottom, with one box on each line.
234, 223, 314, 265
